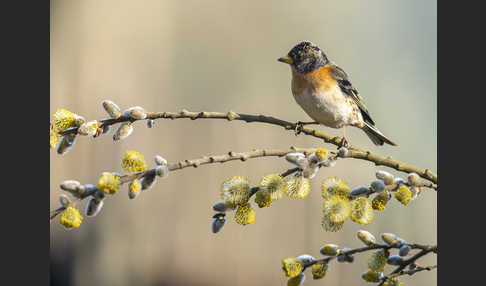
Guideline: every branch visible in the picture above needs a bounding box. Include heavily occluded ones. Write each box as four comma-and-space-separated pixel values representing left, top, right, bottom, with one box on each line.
50, 147, 323, 221
306, 243, 436, 268
386, 265, 437, 280
378, 245, 437, 285
59, 109, 437, 186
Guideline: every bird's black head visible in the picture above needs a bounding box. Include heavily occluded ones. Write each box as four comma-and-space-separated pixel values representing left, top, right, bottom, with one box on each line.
278, 41, 328, 74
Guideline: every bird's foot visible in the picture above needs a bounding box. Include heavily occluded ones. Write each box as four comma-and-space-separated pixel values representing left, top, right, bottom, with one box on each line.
294, 121, 304, 136
340, 137, 350, 148
294, 121, 318, 136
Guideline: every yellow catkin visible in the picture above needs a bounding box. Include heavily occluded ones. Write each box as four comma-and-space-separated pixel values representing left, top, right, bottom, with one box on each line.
122, 150, 147, 172
98, 172, 121, 195
281, 257, 303, 278
395, 185, 412, 205
59, 206, 83, 229
351, 197, 374, 225
52, 109, 77, 132
234, 203, 256, 225
221, 176, 251, 207
321, 177, 350, 198
311, 263, 328, 279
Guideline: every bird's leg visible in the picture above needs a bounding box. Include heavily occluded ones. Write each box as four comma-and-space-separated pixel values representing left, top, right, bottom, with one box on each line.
340, 126, 349, 147
294, 121, 319, 136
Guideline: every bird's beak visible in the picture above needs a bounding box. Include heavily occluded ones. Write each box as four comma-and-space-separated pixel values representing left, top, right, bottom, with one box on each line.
278, 55, 293, 65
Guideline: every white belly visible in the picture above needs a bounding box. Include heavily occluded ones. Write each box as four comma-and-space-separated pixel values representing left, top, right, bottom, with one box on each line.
292, 86, 361, 128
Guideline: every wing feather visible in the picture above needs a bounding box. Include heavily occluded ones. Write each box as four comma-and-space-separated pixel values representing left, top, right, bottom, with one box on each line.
329, 63, 375, 126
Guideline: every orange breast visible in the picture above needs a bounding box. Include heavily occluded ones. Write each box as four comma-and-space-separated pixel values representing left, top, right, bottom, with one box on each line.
291, 65, 337, 93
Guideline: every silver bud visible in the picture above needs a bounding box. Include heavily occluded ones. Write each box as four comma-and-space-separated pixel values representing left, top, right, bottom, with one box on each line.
58, 194, 71, 208
60, 180, 84, 197
297, 254, 316, 267
370, 180, 386, 193
85, 196, 104, 217
337, 146, 349, 157
102, 100, 122, 119
387, 255, 404, 266
211, 213, 226, 233
123, 106, 147, 120
285, 152, 309, 169
113, 122, 133, 141
376, 170, 395, 185
350, 185, 370, 197
381, 233, 399, 246
357, 230, 376, 246
60, 180, 81, 192
141, 173, 157, 190
407, 173, 420, 186
212, 200, 234, 212
57, 134, 76, 155
155, 165, 169, 178
78, 120, 99, 136
399, 244, 410, 257
154, 155, 168, 166
320, 244, 339, 256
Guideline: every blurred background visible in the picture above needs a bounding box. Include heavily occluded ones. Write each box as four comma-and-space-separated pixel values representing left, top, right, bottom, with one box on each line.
50, 0, 436, 285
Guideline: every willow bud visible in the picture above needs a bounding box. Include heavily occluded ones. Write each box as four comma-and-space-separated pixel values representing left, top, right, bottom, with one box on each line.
407, 173, 420, 186
350, 185, 370, 197
57, 134, 76, 155
376, 170, 394, 185
58, 194, 71, 208
357, 230, 376, 246
123, 106, 147, 120
102, 100, 122, 119
387, 255, 404, 266
320, 244, 339, 256
370, 180, 386, 193
78, 120, 99, 136
85, 196, 104, 217
113, 122, 133, 141
211, 213, 226, 233
297, 254, 315, 267
141, 172, 157, 190
399, 244, 410, 257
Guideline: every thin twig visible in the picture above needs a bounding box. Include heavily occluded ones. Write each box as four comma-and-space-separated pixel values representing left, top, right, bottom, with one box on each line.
59, 109, 437, 186
305, 243, 436, 269
378, 245, 437, 285
386, 265, 437, 280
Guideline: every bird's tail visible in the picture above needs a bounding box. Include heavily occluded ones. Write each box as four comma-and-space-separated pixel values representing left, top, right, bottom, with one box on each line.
362, 123, 397, 146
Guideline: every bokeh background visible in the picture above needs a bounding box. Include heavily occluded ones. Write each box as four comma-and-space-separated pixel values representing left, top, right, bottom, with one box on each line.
50, 0, 436, 285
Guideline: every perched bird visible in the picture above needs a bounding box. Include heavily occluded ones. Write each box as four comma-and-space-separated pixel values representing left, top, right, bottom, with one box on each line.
278, 41, 397, 146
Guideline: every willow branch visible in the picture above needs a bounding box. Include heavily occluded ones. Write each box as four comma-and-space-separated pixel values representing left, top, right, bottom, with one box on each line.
386, 265, 437, 281
50, 147, 323, 221
306, 243, 436, 269
59, 109, 437, 186
378, 245, 437, 285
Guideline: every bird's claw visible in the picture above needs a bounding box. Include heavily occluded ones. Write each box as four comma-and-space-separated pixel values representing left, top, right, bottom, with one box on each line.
340, 137, 349, 148
294, 121, 305, 136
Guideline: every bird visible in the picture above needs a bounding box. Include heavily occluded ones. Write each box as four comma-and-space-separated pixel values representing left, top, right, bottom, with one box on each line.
278, 41, 397, 147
